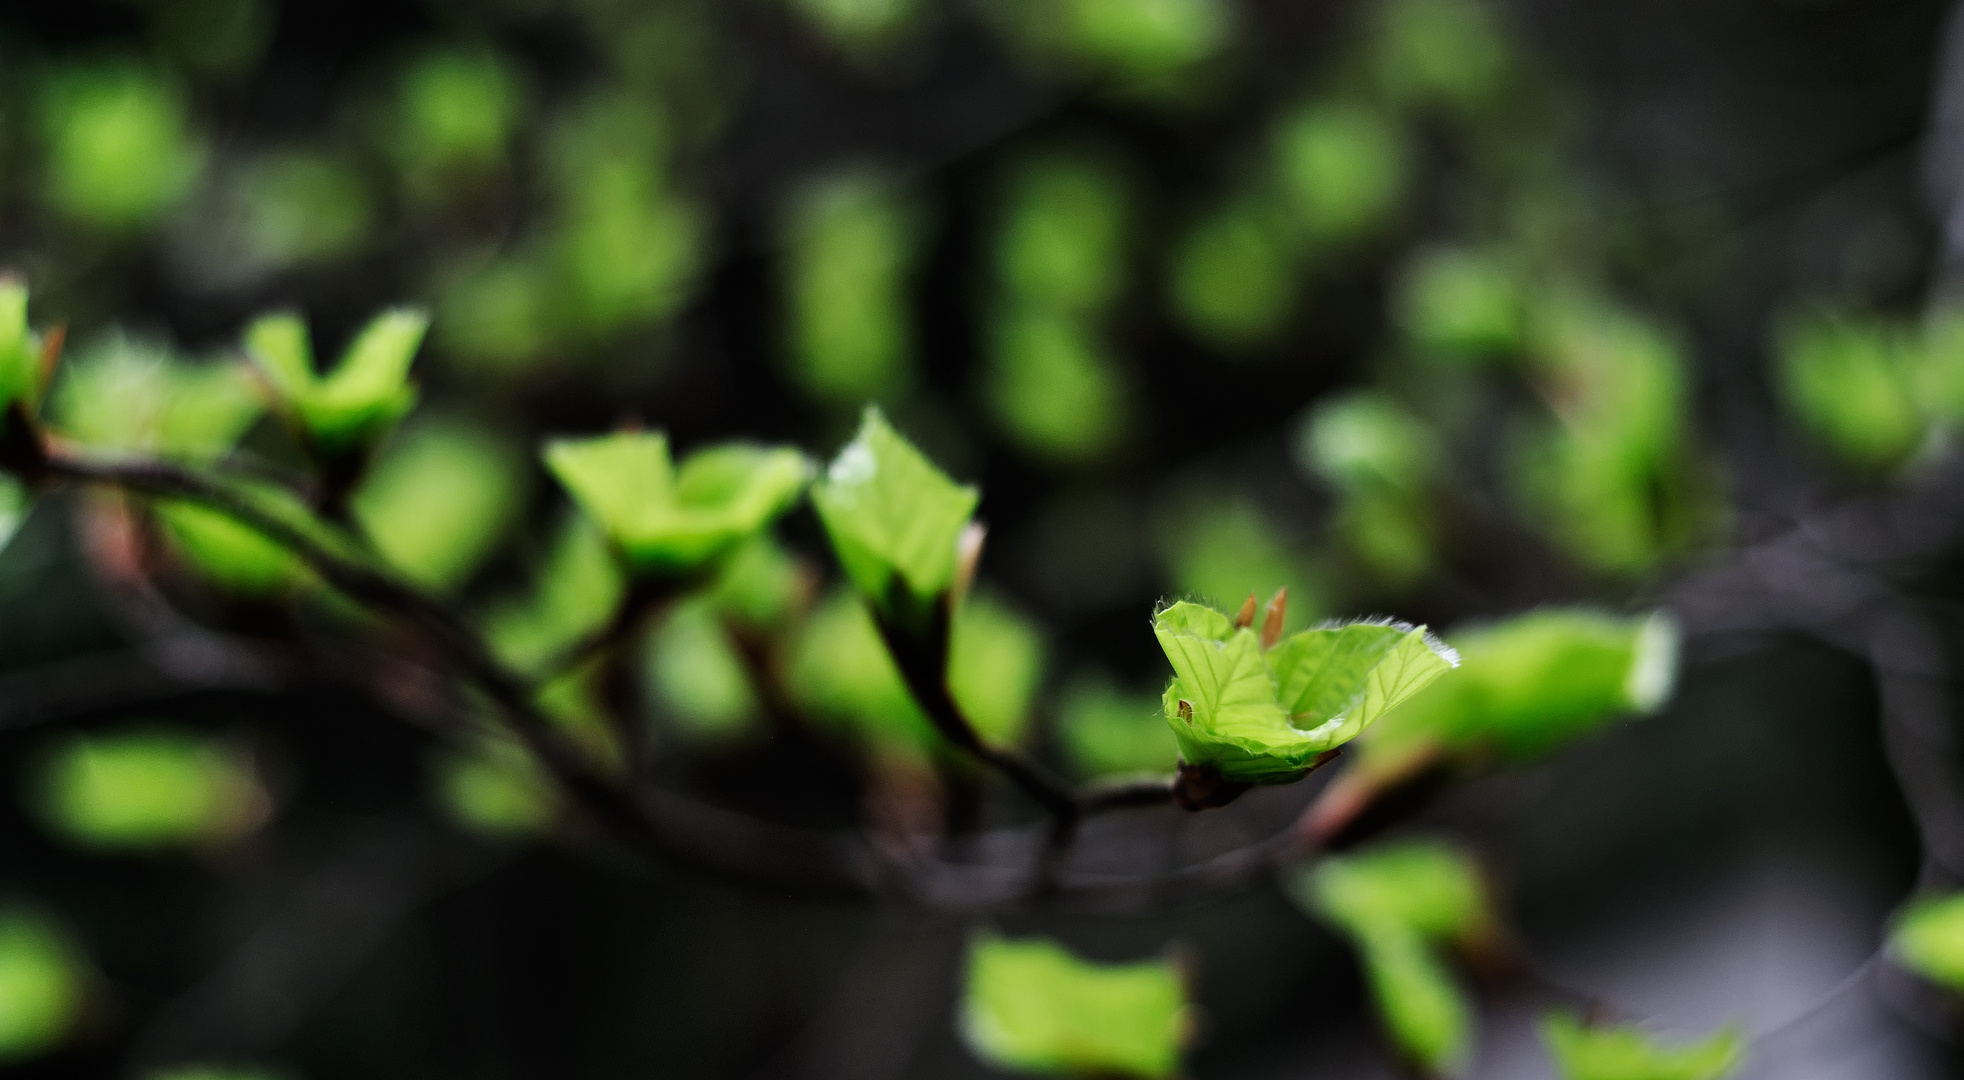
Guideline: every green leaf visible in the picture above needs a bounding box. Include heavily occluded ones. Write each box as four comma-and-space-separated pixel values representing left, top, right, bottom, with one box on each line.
52, 336, 263, 463
783, 171, 919, 404
1063, 0, 1229, 85
1293, 840, 1489, 942
480, 512, 626, 676
1059, 674, 1179, 778
1891, 891, 1964, 991
946, 592, 1045, 745
1155, 601, 1456, 784
646, 598, 760, 740
544, 431, 813, 575
811, 407, 978, 620
996, 151, 1130, 315
1356, 924, 1475, 1076
1394, 246, 1524, 359
960, 934, 1189, 1080
1273, 100, 1407, 245
34, 729, 266, 850
0, 279, 46, 423
786, 588, 935, 752
984, 307, 1129, 463
243, 307, 428, 457
1359, 609, 1677, 779
706, 535, 807, 630
1169, 195, 1297, 349
1776, 311, 1923, 471
153, 477, 343, 596
1540, 1013, 1743, 1080
39, 63, 206, 231
435, 738, 556, 839
352, 418, 525, 593
0, 910, 86, 1064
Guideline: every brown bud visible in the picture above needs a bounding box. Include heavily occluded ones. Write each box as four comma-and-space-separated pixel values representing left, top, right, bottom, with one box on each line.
1234, 592, 1258, 629
1176, 698, 1194, 723
1259, 587, 1287, 649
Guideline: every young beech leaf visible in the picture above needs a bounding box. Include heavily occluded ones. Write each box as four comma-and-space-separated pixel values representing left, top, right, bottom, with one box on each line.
1890, 891, 1964, 991
243, 307, 427, 456
945, 592, 1044, 745
1296, 840, 1490, 943
960, 934, 1189, 1080
1355, 924, 1475, 1076
480, 512, 626, 676
811, 407, 978, 620
1540, 1013, 1742, 1080
543, 431, 812, 575
1357, 609, 1677, 783
0, 910, 86, 1064
352, 419, 524, 594
1154, 600, 1457, 784
53, 337, 263, 463
34, 729, 266, 851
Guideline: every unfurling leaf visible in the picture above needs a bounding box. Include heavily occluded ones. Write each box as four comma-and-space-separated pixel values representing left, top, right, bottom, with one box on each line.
811, 407, 978, 624
960, 934, 1189, 1080
1154, 600, 1457, 785
544, 430, 812, 576
244, 307, 428, 458
1540, 1013, 1742, 1080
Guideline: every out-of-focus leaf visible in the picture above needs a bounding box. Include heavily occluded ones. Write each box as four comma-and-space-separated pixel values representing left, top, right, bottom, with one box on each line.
811, 408, 978, 620
1356, 923, 1475, 1075
1293, 840, 1489, 942
708, 535, 808, 630
0, 280, 51, 423
1395, 247, 1524, 359
1372, 0, 1511, 113
1059, 675, 1179, 778
783, 172, 918, 405
34, 729, 267, 851
1776, 312, 1923, 471
388, 50, 523, 199
960, 934, 1189, 1080
143, 0, 274, 79
481, 512, 627, 676
1540, 1013, 1743, 1080
545, 430, 812, 576
51, 335, 262, 463
1169, 196, 1297, 349
435, 739, 556, 839
997, 151, 1130, 315
1155, 600, 1457, 783
1891, 891, 1964, 991
1359, 608, 1677, 780
0, 910, 86, 1064
352, 419, 525, 594
1273, 101, 1407, 244
1301, 391, 1440, 494
434, 252, 556, 371
39, 63, 205, 230
647, 599, 759, 740
1065, 0, 1229, 85
236, 149, 374, 269
946, 592, 1044, 745
245, 308, 427, 458
787, 589, 934, 751
984, 308, 1129, 463
789, 0, 919, 57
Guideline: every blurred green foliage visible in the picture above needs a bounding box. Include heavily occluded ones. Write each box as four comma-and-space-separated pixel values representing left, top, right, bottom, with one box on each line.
34, 729, 265, 851
1159, 498, 1325, 631
0, 910, 86, 1064
1540, 1013, 1743, 1080
1058, 675, 1177, 778
783, 172, 920, 405
646, 599, 760, 740
1301, 391, 1441, 588
1292, 841, 1491, 1075
38, 63, 205, 231
985, 151, 1133, 461
1778, 311, 1929, 471
352, 419, 526, 594
435, 738, 557, 840
146, 1066, 285, 1080
960, 934, 1188, 1080
1395, 246, 1525, 360
481, 513, 627, 676
1169, 196, 1297, 349
0, 280, 52, 426
51, 336, 262, 463
1369, 0, 1512, 113
386, 51, 524, 203
1273, 100, 1408, 246
1356, 608, 1677, 782
1891, 891, 1964, 991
